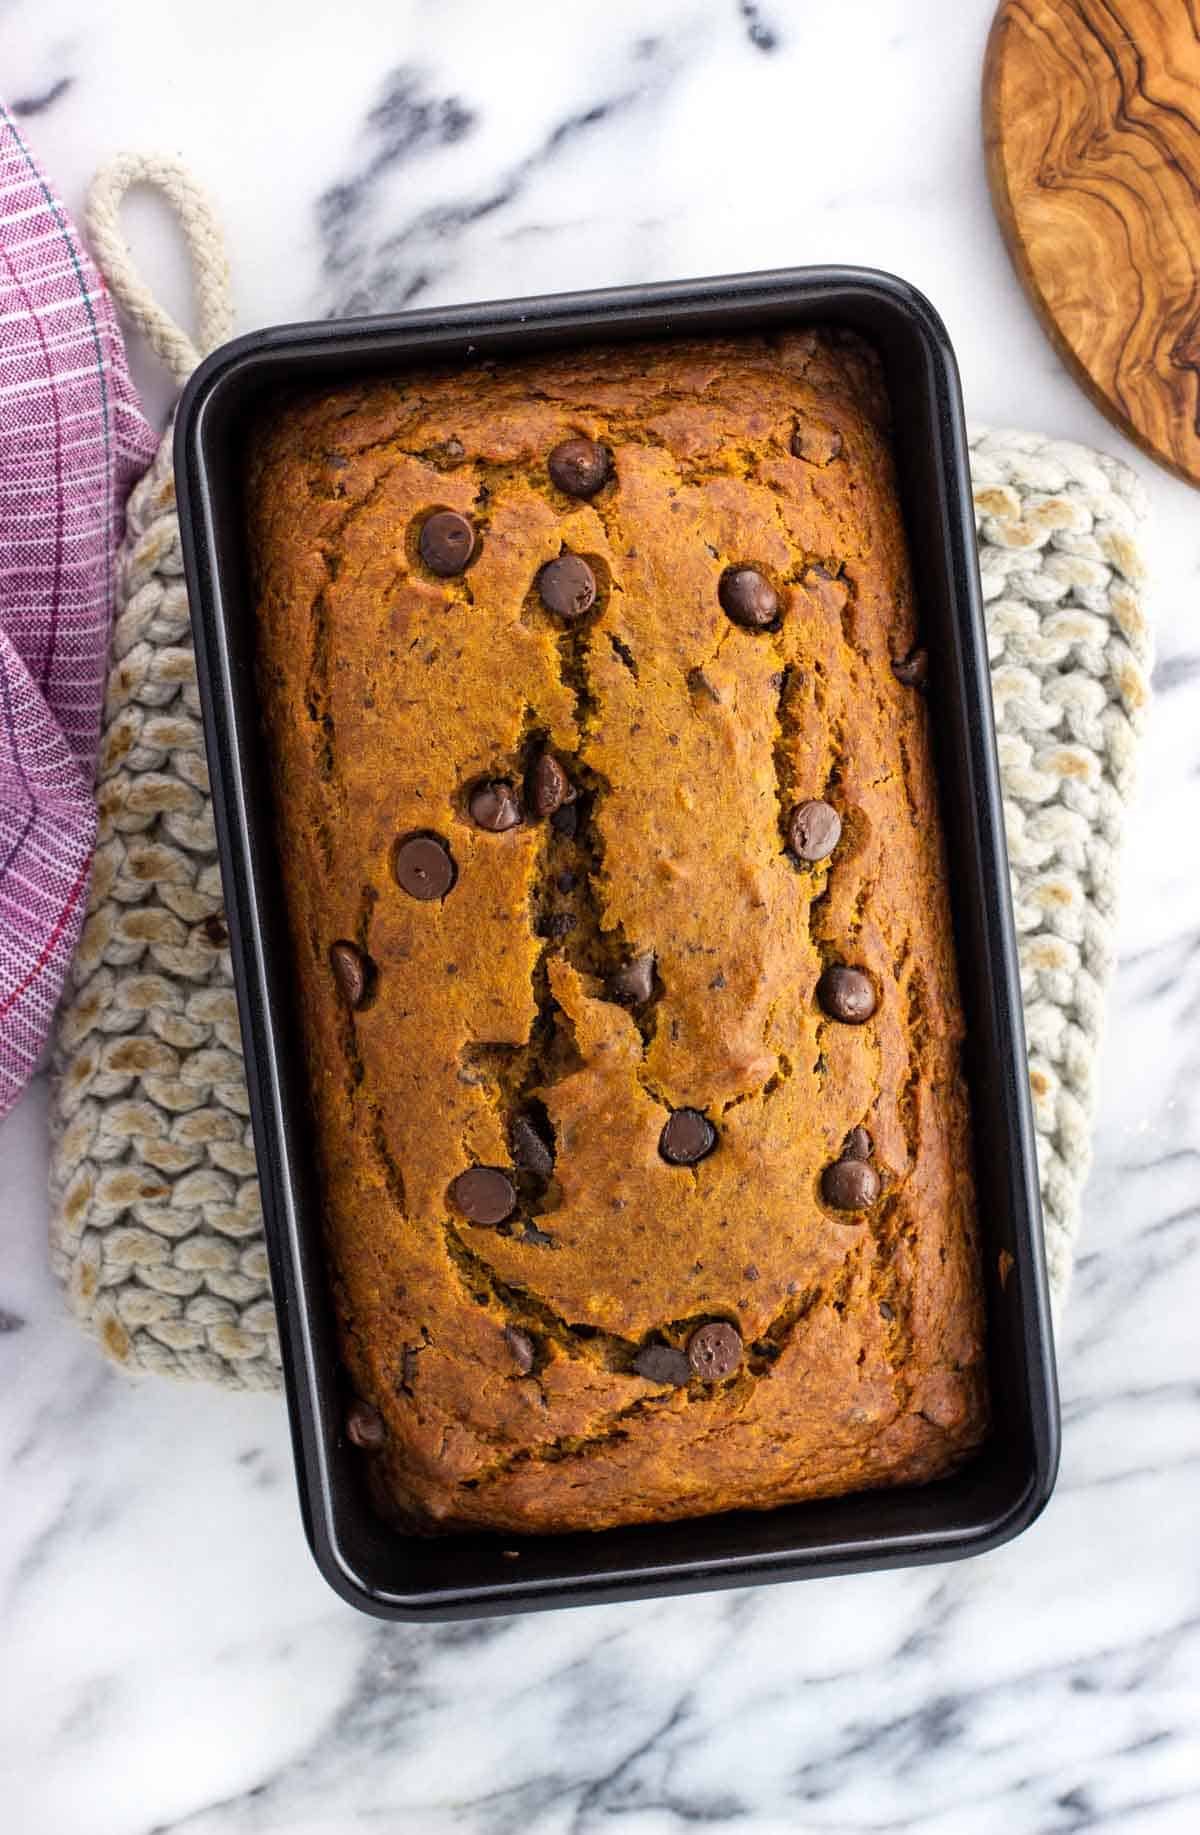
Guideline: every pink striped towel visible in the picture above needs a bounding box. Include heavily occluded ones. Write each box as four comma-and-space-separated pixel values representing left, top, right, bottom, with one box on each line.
0, 105, 156, 1119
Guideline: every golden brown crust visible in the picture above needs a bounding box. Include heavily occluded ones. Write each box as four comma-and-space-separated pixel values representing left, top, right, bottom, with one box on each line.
248, 332, 988, 1534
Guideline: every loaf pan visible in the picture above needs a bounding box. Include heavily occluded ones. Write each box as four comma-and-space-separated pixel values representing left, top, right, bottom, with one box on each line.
175, 267, 1059, 1619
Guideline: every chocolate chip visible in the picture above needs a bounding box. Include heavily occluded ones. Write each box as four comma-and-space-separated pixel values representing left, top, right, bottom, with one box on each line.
548, 437, 609, 497
879, 1300, 896, 1321
719, 566, 779, 628
687, 1321, 743, 1381
329, 939, 371, 1008
202, 912, 227, 946
538, 554, 596, 620
521, 1222, 555, 1246
537, 911, 577, 938
550, 801, 579, 838
346, 1399, 385, 1448
892, 647, 929, 687
419, 509, 475, 576
608, 951, 656, 1006
503, 1325, 535, 1374
633, 1343, 692, 1386
530, 753, 573, 816
817, 965, 877, 1024
842, 1126, 872, 1161
510, 1112, 554, 1180
787, 799, 842, 862
659, 1108, 717, 1165
468, 780, 521, 831
393, 833, 456, 900
743, 1264, 760, 1281
821, 1157, 880, 1211
449, 1166, 517, 1226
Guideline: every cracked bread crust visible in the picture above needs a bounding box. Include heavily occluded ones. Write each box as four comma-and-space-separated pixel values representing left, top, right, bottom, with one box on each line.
248, 331, 988, 1535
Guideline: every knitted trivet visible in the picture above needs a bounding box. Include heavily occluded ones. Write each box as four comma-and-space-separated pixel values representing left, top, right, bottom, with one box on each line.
969, 427, 1151, 1301
46, 160, 280, 1387
46, 179, 1152, 1384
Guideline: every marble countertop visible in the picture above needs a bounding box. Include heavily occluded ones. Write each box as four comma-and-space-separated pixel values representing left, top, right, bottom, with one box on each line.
2, 2, 1199, 1830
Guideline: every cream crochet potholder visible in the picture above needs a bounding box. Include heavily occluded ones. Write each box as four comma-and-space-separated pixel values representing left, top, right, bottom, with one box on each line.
970, 429, 1151, 1300
47, 173, 1153, 1387
49, 159, 280, 1389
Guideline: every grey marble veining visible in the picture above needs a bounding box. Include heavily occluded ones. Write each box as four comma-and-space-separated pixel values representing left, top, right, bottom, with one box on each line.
1, 1, 1199, 1830
311, 31, 702, 320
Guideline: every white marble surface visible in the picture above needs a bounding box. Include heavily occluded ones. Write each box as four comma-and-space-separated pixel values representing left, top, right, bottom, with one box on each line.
2, 1, 1200, 1830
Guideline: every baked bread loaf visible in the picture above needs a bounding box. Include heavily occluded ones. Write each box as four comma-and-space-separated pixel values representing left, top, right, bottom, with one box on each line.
248, 330, 988, 1534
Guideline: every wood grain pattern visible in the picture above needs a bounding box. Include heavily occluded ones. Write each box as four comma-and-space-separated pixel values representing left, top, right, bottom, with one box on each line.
985, 0, 1200, 486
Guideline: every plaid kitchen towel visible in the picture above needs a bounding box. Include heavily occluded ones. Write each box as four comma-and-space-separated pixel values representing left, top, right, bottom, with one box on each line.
0, 104, 156, 1119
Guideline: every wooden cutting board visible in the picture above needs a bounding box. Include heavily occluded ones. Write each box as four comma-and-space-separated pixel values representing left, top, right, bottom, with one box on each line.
984, 0, 1200, 487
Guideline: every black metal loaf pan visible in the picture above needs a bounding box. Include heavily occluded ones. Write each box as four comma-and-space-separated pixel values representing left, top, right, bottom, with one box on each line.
175, 267, 1059, 1620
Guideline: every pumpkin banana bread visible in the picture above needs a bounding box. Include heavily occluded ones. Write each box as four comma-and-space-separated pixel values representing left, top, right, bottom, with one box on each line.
248, 330, 988, 1534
